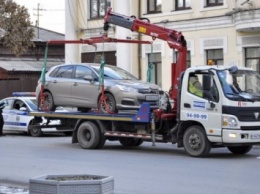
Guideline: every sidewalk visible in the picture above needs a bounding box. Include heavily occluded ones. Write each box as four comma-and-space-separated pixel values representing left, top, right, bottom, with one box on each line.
0, 185, 28, 194
0, 181, 29, 194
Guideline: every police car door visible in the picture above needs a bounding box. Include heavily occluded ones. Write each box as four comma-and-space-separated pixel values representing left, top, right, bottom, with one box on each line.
12, 100, 30, 132
1, 98, 16, 130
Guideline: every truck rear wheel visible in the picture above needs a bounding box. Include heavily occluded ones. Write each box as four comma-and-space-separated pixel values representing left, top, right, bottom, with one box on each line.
119, 138, 143, 147
183, 125, 211, 157
77, 122, 100, 149
227, 145, 252, 155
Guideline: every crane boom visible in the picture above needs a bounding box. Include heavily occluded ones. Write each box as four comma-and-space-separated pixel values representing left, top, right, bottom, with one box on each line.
104, 8, 187, 111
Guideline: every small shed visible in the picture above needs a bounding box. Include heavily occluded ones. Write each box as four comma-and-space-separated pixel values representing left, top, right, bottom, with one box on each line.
0, 26, 65, 99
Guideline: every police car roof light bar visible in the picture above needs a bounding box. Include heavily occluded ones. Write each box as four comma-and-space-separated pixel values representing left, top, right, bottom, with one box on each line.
12, 92, 36, 97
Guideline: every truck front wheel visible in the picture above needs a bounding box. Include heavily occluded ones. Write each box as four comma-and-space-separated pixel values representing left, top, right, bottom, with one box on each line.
77, 122, 100, 149
183, 125, 211, 157
227, 145, 252, 155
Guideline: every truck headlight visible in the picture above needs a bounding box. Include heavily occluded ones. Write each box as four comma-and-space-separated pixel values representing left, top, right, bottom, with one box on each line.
116, 85, 138, 93
222, 116, 238, 128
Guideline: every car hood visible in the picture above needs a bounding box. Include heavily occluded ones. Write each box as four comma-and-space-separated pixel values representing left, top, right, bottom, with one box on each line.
105, 79, 160, 90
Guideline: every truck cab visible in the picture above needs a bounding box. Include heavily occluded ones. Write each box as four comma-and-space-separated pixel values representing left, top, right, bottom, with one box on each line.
180, 65, 260, 155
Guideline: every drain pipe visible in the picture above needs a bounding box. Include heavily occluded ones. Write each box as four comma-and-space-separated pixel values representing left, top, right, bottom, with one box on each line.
138, 0, 142, 79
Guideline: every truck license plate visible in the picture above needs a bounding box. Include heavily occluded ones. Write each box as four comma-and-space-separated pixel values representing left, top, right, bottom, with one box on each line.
251, 134, 260, 139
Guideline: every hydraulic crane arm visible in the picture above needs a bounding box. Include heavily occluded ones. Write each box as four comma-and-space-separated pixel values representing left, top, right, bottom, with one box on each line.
104, 8, 187, 110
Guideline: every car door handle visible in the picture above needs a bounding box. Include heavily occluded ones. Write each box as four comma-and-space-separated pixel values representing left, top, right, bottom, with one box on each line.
73, 82, 77, 86
53, 80, 57, 83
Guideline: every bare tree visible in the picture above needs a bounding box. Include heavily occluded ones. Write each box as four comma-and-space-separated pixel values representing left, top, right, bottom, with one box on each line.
0, 0, 34, 56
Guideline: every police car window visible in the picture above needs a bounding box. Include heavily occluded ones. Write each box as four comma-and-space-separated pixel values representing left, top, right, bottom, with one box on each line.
1, 99, 12, 110
14, 100, 24, 110
24, 99, 38, 110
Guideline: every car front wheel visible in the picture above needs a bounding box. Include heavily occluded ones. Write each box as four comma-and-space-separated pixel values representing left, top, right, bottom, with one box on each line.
38, 91, 56, 111
99, 93, 117, 114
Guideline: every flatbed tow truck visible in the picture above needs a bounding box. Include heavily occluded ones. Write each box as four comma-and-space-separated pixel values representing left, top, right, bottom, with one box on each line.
30, 8, 260, 157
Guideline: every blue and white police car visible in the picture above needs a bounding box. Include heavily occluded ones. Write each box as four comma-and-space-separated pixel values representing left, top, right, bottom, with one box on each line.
0, 92, 72, 137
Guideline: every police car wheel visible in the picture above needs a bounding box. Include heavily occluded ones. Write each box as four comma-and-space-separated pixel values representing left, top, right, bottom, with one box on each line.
29, 127, 43, 137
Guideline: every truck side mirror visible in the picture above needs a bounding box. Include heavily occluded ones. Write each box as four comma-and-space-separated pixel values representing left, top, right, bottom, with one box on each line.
203, 75, 212, 91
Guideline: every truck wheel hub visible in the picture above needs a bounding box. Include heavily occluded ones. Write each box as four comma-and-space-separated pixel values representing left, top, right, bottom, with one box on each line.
188, 134, 201, 150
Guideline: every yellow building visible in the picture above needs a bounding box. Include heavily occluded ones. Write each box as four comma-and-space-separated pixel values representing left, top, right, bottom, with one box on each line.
65, 0, 260, 91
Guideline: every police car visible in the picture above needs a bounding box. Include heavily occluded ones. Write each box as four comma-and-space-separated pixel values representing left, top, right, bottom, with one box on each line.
0, 92, 72, 137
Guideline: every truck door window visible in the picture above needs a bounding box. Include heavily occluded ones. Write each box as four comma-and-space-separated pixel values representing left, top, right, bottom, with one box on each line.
188, 73, 219, 102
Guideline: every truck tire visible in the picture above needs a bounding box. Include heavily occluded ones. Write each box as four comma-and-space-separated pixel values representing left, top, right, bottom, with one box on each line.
77, 121, 100, 149
227, 145, 252, 155
183, 125, 211, 157
119, 138, 143, 147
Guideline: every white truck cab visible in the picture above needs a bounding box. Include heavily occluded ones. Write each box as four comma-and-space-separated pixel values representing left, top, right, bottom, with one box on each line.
180, 65, 260, 155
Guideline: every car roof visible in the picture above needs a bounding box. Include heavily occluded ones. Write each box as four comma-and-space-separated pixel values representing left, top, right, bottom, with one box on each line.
51, 63, 115, 69
1, 96, 36, 101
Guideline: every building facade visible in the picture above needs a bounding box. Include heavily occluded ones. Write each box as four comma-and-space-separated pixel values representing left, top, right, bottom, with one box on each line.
65, 0, 260, 91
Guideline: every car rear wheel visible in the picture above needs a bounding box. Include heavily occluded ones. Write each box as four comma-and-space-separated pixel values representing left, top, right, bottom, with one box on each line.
99, 93, 117, 114
39, 91, 56, 111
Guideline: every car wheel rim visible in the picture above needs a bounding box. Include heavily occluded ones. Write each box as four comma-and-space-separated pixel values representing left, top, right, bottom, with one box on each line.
100, 97, 112, 112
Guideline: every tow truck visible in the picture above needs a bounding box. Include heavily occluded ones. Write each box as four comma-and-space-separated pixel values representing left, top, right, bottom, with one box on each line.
30, 8, 260, 157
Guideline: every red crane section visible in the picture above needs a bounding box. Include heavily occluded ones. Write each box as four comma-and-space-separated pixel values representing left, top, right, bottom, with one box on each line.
104, 8, 187, 111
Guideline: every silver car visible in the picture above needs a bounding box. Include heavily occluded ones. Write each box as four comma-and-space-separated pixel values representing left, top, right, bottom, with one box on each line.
36, 63, 161, 113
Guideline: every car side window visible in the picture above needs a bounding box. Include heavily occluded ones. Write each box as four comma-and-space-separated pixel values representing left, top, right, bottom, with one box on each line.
53, 65, 74, 78
75, 66, 93, 80
1, 99, 13, 110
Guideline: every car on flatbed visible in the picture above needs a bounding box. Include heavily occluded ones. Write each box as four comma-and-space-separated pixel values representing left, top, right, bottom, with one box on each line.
0, 93, 72, 137
36, 63, 161, 113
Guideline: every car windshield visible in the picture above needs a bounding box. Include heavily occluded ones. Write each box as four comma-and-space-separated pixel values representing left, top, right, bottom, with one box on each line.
92, 65, 138, 80
24, 99, 38, 110
217, 69, 260, 101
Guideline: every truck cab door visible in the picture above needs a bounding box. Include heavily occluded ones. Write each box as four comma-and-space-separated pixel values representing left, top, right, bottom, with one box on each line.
181, 72, 222, 141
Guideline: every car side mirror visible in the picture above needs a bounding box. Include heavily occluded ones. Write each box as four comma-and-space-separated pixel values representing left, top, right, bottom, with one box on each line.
203, 75, 212, 91
19, 107, 27, 111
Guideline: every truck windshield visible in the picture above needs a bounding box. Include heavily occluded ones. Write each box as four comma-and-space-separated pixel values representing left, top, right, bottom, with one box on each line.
217, 69, 260, 101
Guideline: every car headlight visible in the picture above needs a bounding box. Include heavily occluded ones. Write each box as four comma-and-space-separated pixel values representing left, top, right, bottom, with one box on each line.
222, 115, 238, 128
116, 85, 138, 93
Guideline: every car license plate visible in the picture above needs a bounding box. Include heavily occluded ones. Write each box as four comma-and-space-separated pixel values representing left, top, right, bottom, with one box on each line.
145, 95, 159, 101
251, 134, 260, 139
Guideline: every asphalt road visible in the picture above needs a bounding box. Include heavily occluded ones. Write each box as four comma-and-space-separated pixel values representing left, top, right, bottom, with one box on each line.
0, 132, 260, 194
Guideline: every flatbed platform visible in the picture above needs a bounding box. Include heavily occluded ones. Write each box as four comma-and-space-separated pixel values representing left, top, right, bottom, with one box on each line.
29, 103, 151, 123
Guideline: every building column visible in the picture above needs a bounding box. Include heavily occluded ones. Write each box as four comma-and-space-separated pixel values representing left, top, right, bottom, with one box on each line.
115, 0, 131, 72
65, 0, 80, 63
